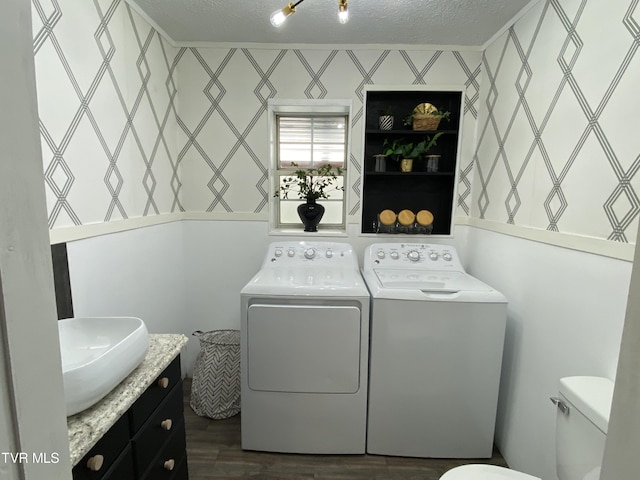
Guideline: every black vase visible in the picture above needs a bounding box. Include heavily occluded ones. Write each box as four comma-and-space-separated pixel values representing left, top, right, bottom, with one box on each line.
297, 198, 325, 232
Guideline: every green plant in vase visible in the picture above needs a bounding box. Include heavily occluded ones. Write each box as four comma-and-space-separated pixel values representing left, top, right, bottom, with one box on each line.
275, 162, 344, 231
382, 133, 442, 172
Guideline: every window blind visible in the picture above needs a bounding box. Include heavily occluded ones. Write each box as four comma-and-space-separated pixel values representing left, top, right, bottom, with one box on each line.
277, 116, 347, 168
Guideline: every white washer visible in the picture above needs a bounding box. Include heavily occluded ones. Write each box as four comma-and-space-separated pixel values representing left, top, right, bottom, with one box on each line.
240, 241, 370, 454
363, 243, 507, 458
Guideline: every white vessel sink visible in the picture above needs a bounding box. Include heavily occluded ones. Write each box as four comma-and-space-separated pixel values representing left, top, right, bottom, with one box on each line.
59, 316, 149, 416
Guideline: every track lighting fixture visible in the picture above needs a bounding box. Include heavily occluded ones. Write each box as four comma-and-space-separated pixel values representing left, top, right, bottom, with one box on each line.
270, 0, 350, 27
270, 1, 301, 27
338, 0, 349, 24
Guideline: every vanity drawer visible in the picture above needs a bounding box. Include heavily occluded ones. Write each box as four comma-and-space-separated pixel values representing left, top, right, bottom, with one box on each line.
138, 423, 187, 480
101, 445, 135, 480
169, 456, 189, 480
132, 382, 184, 475
72, 415, 130, 480
130, 356, 181, 432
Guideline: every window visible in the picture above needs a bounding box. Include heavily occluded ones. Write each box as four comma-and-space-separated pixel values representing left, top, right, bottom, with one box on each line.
269, 100, 350, 232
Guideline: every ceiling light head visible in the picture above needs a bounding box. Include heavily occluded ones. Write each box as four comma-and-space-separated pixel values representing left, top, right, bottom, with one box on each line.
270, 2, 296, 27
338, 0, 349, 24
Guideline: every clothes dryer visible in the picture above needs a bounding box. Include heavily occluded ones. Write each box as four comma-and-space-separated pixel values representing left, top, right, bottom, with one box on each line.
363, 243, 507, 458
240, 241, 370, 453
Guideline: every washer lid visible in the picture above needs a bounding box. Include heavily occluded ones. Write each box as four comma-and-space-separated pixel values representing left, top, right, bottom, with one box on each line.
241, 266, 369, 297
374, 269, 493, 293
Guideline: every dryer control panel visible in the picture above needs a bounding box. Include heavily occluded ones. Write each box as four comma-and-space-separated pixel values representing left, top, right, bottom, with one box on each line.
364, 243, 464, 272
264, 241, 358, 268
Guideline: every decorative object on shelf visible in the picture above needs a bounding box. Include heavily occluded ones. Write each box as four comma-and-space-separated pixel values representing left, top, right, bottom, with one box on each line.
400, 158, 413, 172
404, 103, 451, 131
397, 209, 415, 233
416, 209, 434, 234
378, 107, 394, 130
374, 208, 434, 235
275, 162, 344, 232
425, 154, 441, 172
381, 138, 403, 164
376, 209, 397, 233
379, 209, 396, 226
381, 138, 414, 172
382, 133, 443, 173
374, 154, 387, 172
270, 0, 348, 27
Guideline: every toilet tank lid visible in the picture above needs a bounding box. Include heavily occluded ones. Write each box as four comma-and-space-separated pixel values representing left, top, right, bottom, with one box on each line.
559, 376, 614, 434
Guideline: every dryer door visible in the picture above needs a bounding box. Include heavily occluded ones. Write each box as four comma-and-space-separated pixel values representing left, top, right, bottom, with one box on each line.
247, 304, 361, 393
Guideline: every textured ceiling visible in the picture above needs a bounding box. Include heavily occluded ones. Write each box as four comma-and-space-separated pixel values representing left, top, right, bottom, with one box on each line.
128, 0, 534, 46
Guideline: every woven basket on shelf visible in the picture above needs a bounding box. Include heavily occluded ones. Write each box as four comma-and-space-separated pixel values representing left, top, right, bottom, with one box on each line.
411, 102, 443, 131
412, 114, 441, 131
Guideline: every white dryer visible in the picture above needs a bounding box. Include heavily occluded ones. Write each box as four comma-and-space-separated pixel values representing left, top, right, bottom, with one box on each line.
363, 243, 507, 459
240, 241, 370, 454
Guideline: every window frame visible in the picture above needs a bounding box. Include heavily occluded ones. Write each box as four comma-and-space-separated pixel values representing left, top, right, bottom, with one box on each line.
268, 99, 352, 234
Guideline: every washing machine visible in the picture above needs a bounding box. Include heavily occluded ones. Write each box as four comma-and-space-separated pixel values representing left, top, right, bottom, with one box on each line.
363, 243, 507, 458
240, 241, 370, 454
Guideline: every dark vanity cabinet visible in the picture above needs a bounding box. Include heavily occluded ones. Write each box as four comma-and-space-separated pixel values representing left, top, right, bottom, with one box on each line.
72, 415, 134, 480
361, 88, 463, 235
72, 356, 188, 480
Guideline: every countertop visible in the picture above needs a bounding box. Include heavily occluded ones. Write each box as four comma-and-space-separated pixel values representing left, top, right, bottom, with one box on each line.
67, 333, 188, 466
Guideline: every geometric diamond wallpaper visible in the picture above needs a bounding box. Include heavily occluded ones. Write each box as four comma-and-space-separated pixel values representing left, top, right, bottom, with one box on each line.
31, 1, 482, 230
32, 0, 483, 229
175, 47, 482, 217
32, 0, 640, 246
473, 0, 640, 243
32, 0, 182, 228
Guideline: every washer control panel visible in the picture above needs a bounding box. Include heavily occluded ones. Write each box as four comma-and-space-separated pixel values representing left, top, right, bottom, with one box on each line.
266, 241, 356, 266
365, 243, 463, 271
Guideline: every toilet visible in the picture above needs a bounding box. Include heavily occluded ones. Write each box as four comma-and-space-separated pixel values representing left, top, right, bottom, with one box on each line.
440, 376, 614, 480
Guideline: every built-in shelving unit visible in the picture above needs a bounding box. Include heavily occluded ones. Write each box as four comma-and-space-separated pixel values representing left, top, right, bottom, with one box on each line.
361, 86, 464, 235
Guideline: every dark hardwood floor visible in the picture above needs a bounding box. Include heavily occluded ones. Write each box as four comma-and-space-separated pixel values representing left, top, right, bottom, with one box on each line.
183, 379, 508, 479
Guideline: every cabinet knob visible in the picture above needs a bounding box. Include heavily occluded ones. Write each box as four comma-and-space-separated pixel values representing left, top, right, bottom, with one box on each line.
86, 454, 104, 472
163, 459, 175, 471
160, 419, 173, 431
157, 377, 170, 389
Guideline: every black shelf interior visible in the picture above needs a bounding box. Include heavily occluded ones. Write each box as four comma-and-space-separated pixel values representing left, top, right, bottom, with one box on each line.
361, 89, 462, 235
361, 174, 455, 235
365, 91, 462, 132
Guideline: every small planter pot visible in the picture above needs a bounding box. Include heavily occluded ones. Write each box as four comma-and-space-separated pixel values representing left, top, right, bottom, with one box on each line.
297, 198, 325, 232
379, 115, 394, 130
374, 154, 387, 172
425, 155, 440, 172
400, 158, 413, 172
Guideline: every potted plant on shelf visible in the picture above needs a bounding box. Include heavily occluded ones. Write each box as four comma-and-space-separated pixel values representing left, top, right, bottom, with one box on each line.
403, 103, 451, 131
382, 133, 443, 172
378, 107, 394, 131
275, 162, 344, 232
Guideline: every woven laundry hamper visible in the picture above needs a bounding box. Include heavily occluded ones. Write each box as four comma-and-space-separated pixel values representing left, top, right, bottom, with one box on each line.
190, 329, 240, 419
